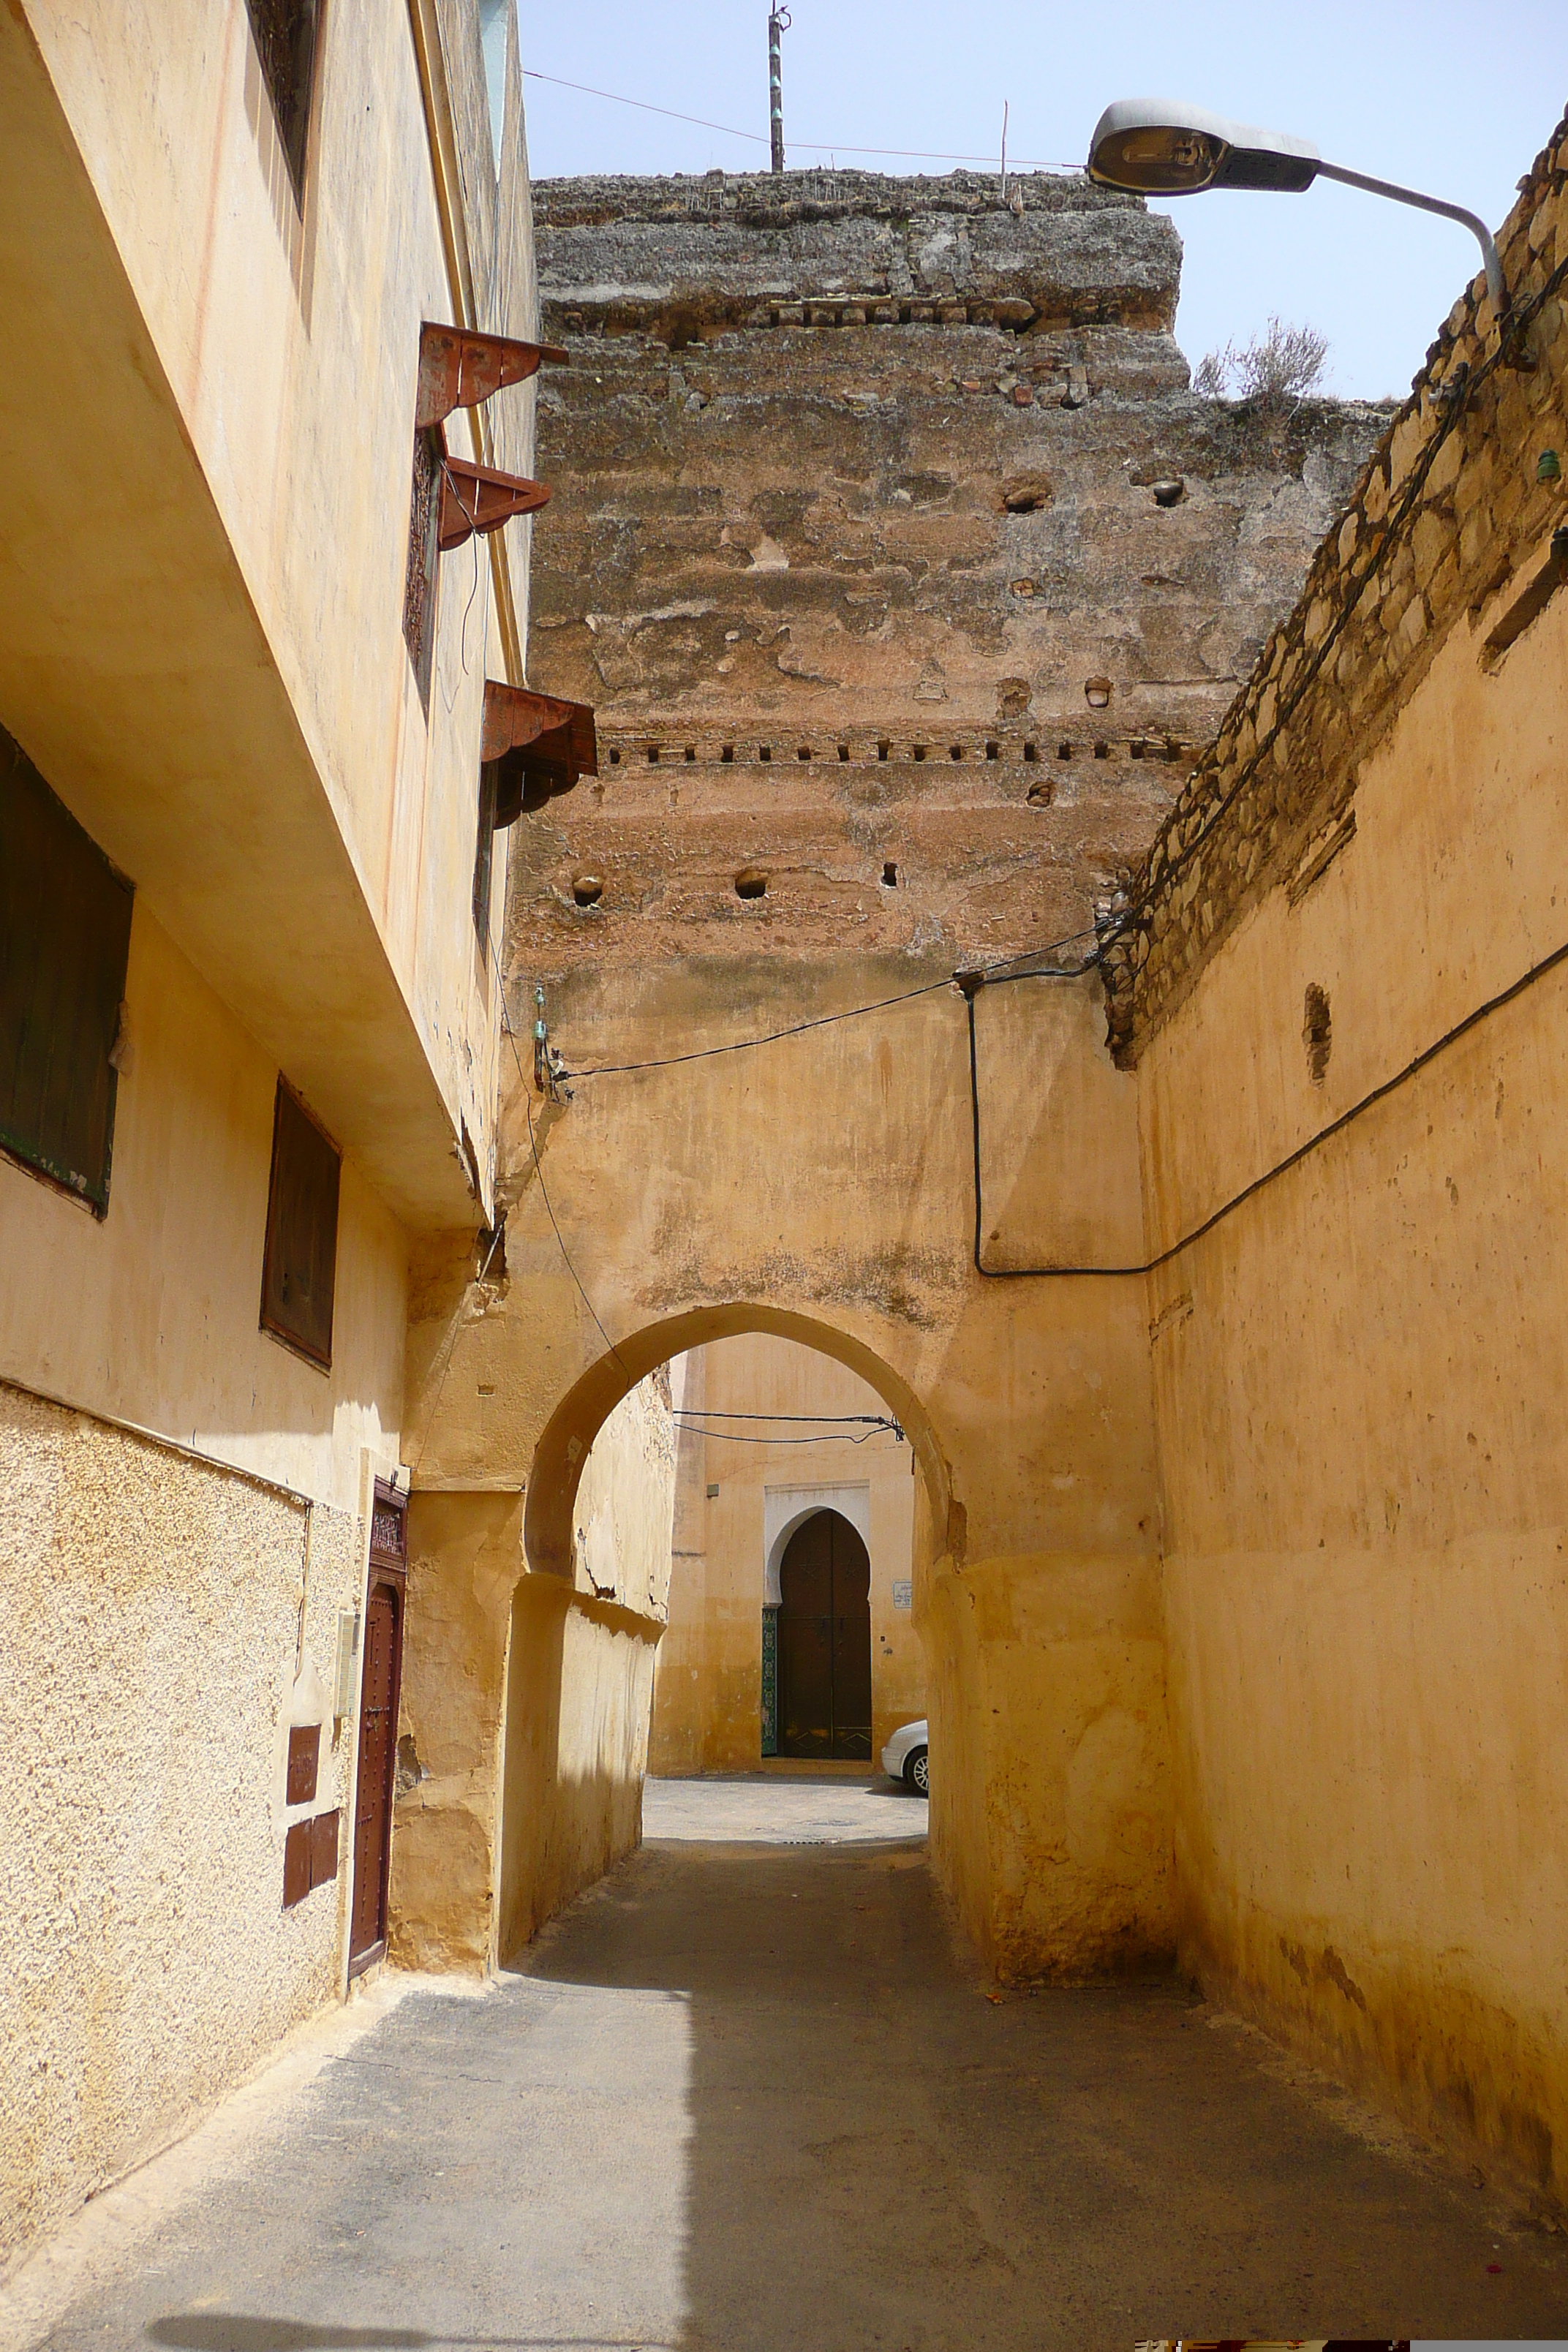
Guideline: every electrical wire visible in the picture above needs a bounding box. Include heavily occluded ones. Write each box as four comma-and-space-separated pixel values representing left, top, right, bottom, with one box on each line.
560, 976, 951, 1078
521, 67, 1079, 171
967, 926, 1568, 1279
673, 1409, 898, 1425
671, 1422, 895, 1445
492, 938, 634, 1382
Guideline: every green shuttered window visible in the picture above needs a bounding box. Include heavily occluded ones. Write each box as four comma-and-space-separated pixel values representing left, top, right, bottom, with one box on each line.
260, 1079, 341, 1371
0, 727, 134, 1218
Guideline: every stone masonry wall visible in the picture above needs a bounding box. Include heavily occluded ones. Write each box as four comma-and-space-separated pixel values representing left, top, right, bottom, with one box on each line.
1102, 111, 1568, 1064
512, 170, 1387, 979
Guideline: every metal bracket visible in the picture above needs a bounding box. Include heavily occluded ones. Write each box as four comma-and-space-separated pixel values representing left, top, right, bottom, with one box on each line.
416, 323, 568, 431
438, 457, 551, 552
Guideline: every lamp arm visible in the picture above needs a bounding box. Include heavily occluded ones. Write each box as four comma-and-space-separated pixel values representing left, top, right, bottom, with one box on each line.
1315, 159, 1504, 317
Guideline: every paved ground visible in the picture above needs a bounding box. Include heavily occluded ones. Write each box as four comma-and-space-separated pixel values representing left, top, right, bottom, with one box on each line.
10, 1779, 1568, 2351
643, 1771, 926, 1844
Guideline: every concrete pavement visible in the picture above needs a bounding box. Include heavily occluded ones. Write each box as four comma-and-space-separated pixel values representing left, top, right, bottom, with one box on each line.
9, 1778, 1568, 2351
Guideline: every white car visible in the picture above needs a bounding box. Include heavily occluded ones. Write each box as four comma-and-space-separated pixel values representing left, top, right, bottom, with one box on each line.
881, 1719, 928, 1795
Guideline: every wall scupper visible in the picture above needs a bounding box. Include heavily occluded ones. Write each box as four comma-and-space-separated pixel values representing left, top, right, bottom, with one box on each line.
1102, 109, 1568, 1067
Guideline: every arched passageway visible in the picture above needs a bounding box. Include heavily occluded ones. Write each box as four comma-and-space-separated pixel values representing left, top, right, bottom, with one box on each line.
395, 968, 1168, 1991
776, 1509, 872, 1761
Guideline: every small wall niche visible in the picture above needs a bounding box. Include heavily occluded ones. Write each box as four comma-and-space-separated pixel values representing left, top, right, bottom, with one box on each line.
1303, 983, 1332, 1085
735, 867, 768, 900
572, 874, 604, 908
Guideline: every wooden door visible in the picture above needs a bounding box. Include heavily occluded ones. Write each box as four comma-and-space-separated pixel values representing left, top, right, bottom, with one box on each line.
350, 1483, 406, 1975
777, 1512, 872, 1761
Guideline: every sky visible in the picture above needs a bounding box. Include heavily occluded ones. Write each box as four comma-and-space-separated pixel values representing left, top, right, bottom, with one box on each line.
516, 0, 1563, 401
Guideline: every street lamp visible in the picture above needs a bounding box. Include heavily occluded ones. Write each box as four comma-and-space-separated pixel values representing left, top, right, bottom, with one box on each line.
1086, 99, 1505, 319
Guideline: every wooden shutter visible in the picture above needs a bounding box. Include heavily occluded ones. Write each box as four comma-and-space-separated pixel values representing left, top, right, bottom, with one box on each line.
260, 1079, 341, 1369
0, 725, 133, 1217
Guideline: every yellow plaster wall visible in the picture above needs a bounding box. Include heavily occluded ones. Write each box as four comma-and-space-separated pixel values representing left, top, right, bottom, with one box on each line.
406, 962, 1172, 1984
4, 0, 532, 1221
648, 1335, 924, 1774
1137, 539, 1568, 2199
0, 900, 407, 1519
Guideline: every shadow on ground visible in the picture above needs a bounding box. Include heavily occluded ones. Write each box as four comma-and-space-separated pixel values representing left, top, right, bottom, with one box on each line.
31, 1820, 1568, 2352
518, 1836, 1568, 2348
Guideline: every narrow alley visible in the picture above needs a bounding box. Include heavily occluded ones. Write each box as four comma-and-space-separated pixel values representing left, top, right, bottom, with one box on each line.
15, 1785, 1568, 2352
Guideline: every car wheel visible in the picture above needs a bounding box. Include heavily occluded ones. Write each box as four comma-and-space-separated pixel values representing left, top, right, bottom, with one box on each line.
903, 1746, 928, 1796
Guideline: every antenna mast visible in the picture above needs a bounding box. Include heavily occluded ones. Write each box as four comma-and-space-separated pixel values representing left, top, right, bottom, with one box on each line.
768, 7, 791, 174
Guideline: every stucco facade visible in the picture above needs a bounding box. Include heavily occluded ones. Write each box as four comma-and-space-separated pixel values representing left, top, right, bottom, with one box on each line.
0, 0, 564, 2275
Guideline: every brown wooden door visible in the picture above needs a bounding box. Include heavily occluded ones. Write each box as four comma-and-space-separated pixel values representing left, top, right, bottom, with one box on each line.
350, 1575, 402, 1972
778, 1511, 872, 1760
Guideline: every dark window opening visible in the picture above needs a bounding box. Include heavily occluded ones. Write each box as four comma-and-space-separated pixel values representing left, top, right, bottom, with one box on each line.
1058, 742, 1073, 759
877, 741, 890, 761
260, 1079, 341, 1371
1093, 740, 1110, 759
647, 745, 660, 764
472, 764, 497, 939
949, 745, 962, 761
1131, 739, 1147, 760
758, 745, 772, 762
720, 745, 734, 764
243, 0, 320, 197
798, 746, 813, 761
984, 741, 999, 760
882, 862, 899, 887
1023, 742, 1039, 763
913, 745, 927, 762
402, 427, 441, 710
735, 869, 768, 900
837, 744, 850, 761
0, 725, 133, 1218
684, 746, 696, 762
608, 747, 622, 765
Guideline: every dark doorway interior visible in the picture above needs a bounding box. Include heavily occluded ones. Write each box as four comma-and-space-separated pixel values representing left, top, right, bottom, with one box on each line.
777, 1509, 872, 1760
350, 1482, 406, 1975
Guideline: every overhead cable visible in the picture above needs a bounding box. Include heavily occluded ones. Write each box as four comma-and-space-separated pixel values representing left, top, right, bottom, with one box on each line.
521, 67, 1078, 171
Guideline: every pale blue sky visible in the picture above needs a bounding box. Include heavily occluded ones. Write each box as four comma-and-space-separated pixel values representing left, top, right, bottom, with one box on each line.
518, 1, 1563, 399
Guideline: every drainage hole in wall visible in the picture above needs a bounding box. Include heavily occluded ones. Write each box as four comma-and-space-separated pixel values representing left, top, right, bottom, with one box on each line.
1303, 984, 1332, 1084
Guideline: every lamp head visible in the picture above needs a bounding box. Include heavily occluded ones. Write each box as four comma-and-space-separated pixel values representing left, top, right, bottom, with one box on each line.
1088, 99, 1320, 196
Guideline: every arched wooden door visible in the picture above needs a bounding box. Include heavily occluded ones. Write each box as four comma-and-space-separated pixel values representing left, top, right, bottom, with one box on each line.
777, 1510, 872, 1760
